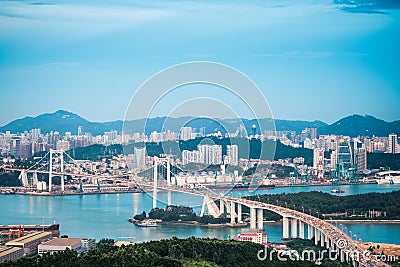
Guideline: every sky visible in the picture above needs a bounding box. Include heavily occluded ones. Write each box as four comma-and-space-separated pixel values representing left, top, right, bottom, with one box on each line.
0, 0, 399, 126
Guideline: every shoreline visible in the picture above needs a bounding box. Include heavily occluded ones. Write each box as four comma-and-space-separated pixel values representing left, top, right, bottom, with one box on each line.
326, 219, 400, 224
128, 218, 248, 228
1, 181, 390, 197
129, 218, 400, 228
5, 189, 142, 196
266, 219, 400, 225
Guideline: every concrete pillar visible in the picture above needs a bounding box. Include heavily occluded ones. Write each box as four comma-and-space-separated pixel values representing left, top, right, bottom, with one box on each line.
167, 190, 171, 206
257, 209, 263, 230
153, 157, 158, 209
230, 201, 236, 224
283, 217, 289, 239
219, 200, 225, 214
291, 218, 298, 238
299, 221, 304, 239
307, 224, 313, 240
314, 228, 320, 245
237, 204, 242, 223
340, 249, 345, 262
326, 237, 330, 249
250, 207, 256, 230
226, 201, 231, 214
320, 232, 324, 247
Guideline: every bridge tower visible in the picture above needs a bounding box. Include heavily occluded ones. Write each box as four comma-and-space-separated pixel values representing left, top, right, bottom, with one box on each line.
49, 149, 65, 192
153, 156, 158, 209
19, 170, 29, 187
32, 172, 38, 186
166, 157, 172, 206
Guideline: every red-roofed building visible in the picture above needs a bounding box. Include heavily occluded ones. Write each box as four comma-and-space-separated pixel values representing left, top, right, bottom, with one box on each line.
233, 230, 268, 245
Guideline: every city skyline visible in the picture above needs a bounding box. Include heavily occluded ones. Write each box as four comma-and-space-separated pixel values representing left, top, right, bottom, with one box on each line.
1, 0, 400, 126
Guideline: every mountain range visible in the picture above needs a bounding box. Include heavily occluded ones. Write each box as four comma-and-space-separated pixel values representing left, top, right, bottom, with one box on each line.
0, 110, 399, 137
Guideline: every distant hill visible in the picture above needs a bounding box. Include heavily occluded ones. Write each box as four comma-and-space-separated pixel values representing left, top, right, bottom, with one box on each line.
0, 110, 122, 136
0, 110, 398, 137
319, 114, 400, 137
0, 110, 327, 136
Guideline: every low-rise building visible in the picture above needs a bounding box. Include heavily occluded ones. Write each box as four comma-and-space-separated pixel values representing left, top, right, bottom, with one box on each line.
38, 238, 96, 255
5, 232, 53, 256
233, 230, 268, 245
0, 246, 24, 263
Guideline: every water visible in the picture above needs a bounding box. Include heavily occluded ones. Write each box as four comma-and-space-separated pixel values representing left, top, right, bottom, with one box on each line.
1, 184, 400, 244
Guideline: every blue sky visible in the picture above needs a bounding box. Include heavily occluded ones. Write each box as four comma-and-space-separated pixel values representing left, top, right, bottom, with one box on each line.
0, 0, 399, 126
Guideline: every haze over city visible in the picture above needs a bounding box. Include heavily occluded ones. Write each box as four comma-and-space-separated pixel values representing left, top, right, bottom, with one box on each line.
1, 0, 400, 126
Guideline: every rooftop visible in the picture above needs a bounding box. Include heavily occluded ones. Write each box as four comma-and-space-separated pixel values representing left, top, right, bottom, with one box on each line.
5, 232, 51, 246
40, 238, 83, 247
0, 246, 23, 257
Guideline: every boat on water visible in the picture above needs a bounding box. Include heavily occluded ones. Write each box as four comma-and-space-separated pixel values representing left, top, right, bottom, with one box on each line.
375, 171, 400, 185
136, 219, 158, 228
331, 189, 345, 193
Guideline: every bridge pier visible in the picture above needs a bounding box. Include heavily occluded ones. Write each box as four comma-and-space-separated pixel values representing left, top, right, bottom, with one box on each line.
299, 221, 304, 239
250, 207, 256, 230
167, 191, 172, 206
307, 224, 313, 240
291, 218, 298, 238
340, 249, 345, 262
257, 209, 263, 230
226, 201, 231, 215
314, 228, 320, 245
282, 217, 289, 239
320, 232, 324, 247
325, 236, 331, 249
219, 200, 225, 214
237, 203, 242, 223
230, 201, 236, 224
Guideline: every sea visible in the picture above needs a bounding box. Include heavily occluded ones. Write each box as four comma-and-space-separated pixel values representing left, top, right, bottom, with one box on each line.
1, 183, 400, 244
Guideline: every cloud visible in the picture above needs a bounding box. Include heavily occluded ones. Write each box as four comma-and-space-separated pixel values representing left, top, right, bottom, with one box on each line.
284, 51, 333, 58
334, 0, 400, 14
0, 1, 176, 42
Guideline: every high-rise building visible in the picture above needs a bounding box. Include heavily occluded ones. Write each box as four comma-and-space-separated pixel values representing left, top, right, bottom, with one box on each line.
336, 139, 353, 179
180, 127, 193, 141
330, 150, 337, 169
307, 127, 318, 140
226, 145, 238, 166
198, 145, 222, 165
303, 138, 313, 149
388, 134, 399, 154
134, 147, 146, 168
182, 150, 201, 165
31, 128, 41, 141
56, 140, 70, 151
10, 137, 21, 157
354, 147, 367, 172
78, 126, 84, 137
313, 148, 324, 178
